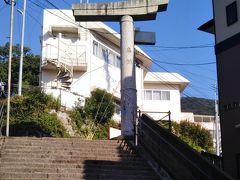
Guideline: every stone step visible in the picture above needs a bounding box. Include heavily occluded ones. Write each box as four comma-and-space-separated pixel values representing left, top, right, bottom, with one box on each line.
2, 145, 133, 152
0, 161, 152, 171
0, 160, 150, 168
0, 156, 143, 163
0, 166, 156, 176
2, 141, 131, 149
1, 147, 135, 153
0, 172, 160, 180
0, 152, 141, 160
3, 141, 124, 147
2, 137, 122, 144
1, 149, 137, 157
1, 138, 133, 150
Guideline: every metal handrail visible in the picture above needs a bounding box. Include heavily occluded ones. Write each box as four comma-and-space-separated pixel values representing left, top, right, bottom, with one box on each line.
141, 110, 172, 132
43, 44, 87, 65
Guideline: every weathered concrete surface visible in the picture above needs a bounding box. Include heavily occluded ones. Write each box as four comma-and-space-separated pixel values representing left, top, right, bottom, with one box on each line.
72, 0, 169, 22
120, 15, 136, 137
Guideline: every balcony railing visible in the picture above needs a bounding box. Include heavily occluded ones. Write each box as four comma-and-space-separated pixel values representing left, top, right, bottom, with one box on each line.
42, 44, 87, 70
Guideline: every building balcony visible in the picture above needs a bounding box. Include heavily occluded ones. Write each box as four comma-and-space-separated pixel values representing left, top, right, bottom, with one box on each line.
42, 44, 88, 71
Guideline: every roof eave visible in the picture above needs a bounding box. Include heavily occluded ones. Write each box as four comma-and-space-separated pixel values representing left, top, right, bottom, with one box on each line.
198, 19, 215, 34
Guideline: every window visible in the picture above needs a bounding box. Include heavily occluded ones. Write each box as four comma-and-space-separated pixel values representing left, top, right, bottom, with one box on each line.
203, 117, 211, 122
144, 90, 170, 101
108, 52, 115, 65
93, 41, 98, 56
194, 116, 202, 123
226, 1, 238, 26
102, 48, 108, 63
92, 40, 121, 68
116, 56, 121, 68
161, 91, 170, 100
145, 90, 152, 100
153, 91, 161, 100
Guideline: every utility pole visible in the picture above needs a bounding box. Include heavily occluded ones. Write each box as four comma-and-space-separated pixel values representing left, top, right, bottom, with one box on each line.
18, 0, 27, 96
214, 82, 220, 156
6, 0, 15, 137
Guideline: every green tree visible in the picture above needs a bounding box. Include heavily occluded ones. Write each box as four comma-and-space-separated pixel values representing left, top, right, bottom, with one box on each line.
0, 88, 66, 137
172, 120, 213, 152
84, 88, 115, 124
0, 43, 40, 90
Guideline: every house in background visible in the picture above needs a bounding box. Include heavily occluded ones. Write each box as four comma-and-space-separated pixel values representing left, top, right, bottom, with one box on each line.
40, 9, 189, 122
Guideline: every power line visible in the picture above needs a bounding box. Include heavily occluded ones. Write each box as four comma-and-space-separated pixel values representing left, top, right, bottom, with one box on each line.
61, 0, 71, 6
140, 63, 214, 108
40, 0, 120, 35
25, 9, 42, 27
147, 44, 213, 49
149, 59, 212, 98
153, 60, 215, 66
0, 4, 7, 12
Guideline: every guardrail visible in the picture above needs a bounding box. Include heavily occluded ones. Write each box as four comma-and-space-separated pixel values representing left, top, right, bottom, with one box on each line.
141, 110, 172, 132
138, 113, 233, 180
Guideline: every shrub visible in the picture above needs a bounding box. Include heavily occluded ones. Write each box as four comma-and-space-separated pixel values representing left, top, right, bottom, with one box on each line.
70, 108, 120, 140
84, 88, 115, 124
159, 120, 213, 153
178, 120, 213, 152
0, 89, 68, 137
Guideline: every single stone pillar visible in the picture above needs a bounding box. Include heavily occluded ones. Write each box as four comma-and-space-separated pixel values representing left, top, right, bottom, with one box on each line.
120, 15, 136, 137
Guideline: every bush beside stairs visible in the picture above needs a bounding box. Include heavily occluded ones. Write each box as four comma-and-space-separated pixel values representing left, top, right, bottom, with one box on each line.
0, 137, 160, 180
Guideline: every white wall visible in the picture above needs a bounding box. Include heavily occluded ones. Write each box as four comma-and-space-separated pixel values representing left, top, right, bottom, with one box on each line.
41, 9, 144, 111
213, 0, 240, 43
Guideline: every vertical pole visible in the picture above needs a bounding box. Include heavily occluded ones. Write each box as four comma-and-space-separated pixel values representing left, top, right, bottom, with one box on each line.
58, 33, 62, 63
18, 0, 27, 96
120, 15, 136, 138
215, 82, 220, 156
135, 110, 141, 146
168, 111, 172, 132
6, 0, 15, 137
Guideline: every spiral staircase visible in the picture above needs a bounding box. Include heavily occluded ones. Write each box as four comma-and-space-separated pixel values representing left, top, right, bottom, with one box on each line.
45, 58, 73, 90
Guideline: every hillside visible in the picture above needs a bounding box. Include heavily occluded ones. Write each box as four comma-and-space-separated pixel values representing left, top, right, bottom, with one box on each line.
181, 97, 215, 116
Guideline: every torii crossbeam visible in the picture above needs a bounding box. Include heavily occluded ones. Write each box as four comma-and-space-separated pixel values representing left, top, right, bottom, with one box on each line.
72, 0, 169, 138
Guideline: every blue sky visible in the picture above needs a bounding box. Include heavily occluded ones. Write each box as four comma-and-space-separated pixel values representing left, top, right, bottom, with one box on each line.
0, 0, 216, 99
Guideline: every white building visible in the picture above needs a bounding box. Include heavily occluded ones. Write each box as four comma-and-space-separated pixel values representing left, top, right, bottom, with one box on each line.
40, 9, 189, 122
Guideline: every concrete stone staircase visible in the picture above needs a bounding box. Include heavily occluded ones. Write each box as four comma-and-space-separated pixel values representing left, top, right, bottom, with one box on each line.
0, 137, 160, 180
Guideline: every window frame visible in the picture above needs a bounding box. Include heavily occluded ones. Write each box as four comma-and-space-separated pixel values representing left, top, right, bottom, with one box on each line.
144, 89, 170, 101
226, 1, 238, 26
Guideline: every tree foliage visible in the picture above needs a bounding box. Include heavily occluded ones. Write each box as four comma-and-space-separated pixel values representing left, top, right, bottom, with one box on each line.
0, 43, 40, 90
171, 120, 214, 153
181, 97, 215, 116
84, 88, 115, 124
70, 88, 118, 139
0, 88, 66, 137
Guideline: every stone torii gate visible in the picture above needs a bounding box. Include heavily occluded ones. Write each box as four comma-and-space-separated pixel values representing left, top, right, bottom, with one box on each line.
72, 0, 169, 138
